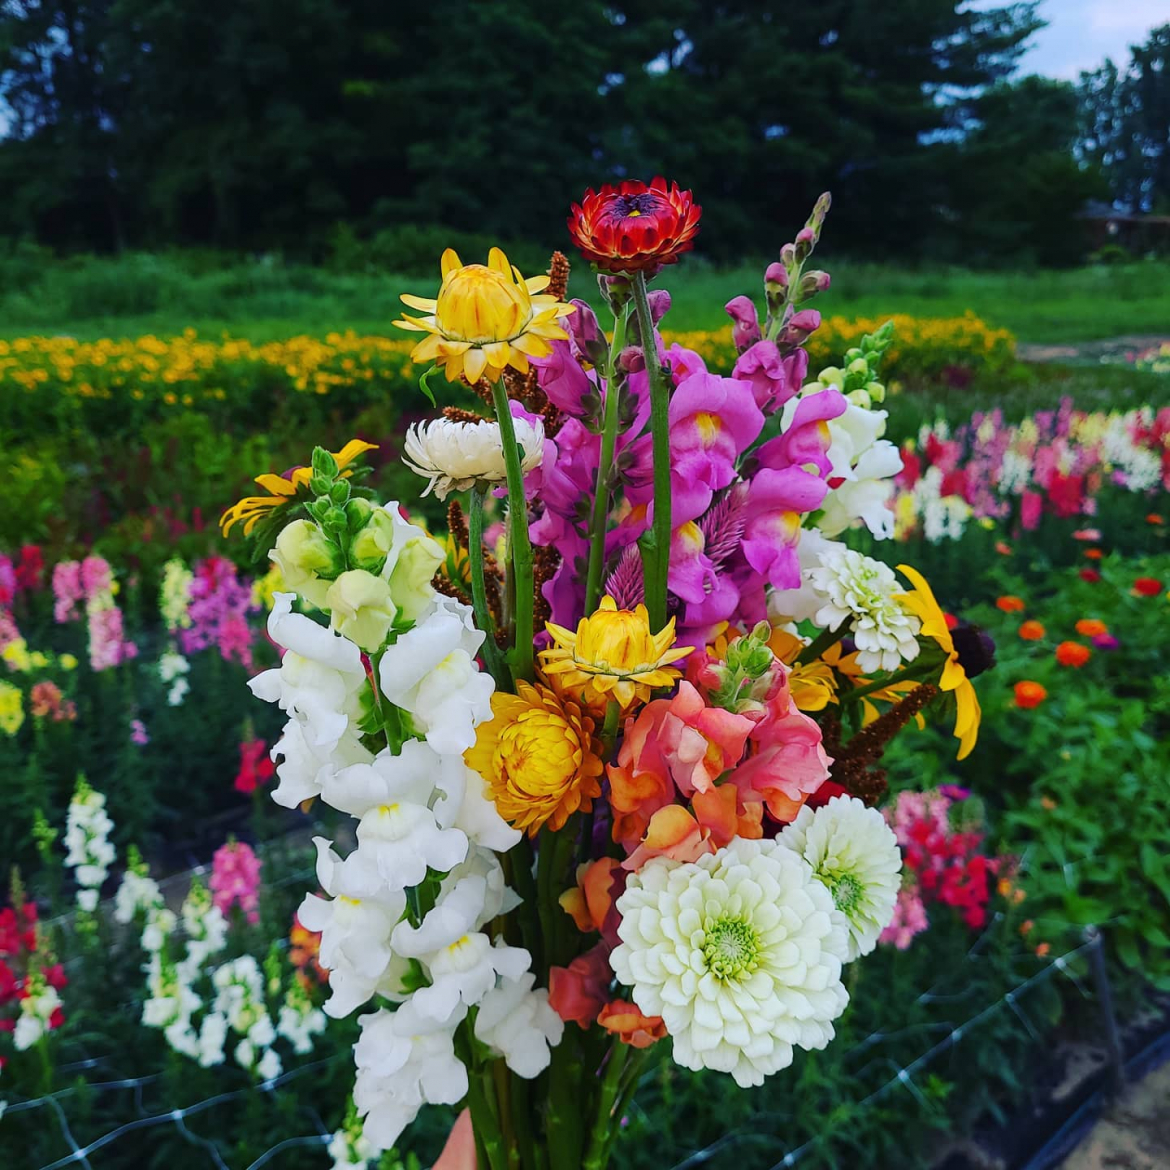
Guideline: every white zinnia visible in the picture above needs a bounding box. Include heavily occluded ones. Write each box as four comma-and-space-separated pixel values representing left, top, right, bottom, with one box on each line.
808, 547, 921, 673
610, 839, 849, 1088
404, 415, 544, 500
779, 796, 902, 961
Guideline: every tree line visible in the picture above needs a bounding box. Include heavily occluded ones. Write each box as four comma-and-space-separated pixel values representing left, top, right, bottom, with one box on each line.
0, 1, 1165, 265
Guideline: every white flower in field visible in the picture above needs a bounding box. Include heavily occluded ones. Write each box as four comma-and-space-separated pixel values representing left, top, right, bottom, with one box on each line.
141, 906, 177, 953
177, 884, 228, 978
328, 743, 470, 898
473, 971, 563, 1079
404, 415, 544, 500
277, 990, 327, 1055
158, 650, 191, 706
377, 595, 494, 754
808, 547, 921, 673
389, 872, 530, 1022
327, 1126, 377, 1170
353, 1001, 469, 1152
235, 1037, 256, 1072
165, 1019, 200, 1060
114, 868, 163, 925
64, 780, 116, 908
198, 1012, 228, 1068
14, 984, 63, 1051
256, 1046, 282, 1083
779, 795, 903, 961
610, 839, 849, 1088
298, 838, 407, 1019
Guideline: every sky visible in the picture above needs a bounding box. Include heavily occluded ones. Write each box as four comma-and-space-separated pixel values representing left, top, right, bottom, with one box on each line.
967, 0, 1167, 79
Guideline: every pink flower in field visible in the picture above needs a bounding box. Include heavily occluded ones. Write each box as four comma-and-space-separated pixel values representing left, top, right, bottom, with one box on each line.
180, 557, 258, 669
210, 840, 262, 924
1072, 528, 1102, 542
880, 884, 928, 950
80, 556, 112, 598
1020, 490, 1043, 531
129, 718, 149, 745
52, 562, 84, 623
724, 295, 761, 352
88, 604, 132, 671
0, 558, 15, 609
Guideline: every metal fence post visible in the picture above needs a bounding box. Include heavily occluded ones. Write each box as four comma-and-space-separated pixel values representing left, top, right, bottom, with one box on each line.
1084, 925, 1126, 1095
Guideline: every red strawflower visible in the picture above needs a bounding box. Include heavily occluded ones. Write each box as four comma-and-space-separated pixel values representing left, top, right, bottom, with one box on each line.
1133, 577, 1163, 598
568, 177, 701, 274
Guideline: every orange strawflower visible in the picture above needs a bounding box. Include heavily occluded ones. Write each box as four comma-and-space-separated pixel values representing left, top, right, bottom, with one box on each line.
1013, 681, 1048, 709
1074, 619, 1107, 638
1018, 620, 1045, 641
1055, 641, 1091, 668
995, 595, 1026, 613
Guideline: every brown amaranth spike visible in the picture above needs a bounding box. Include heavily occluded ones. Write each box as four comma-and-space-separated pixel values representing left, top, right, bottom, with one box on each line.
466, 377, 495, 407
442, 405, 489, 425
821, 684, 939, 807
432, 573, 473, 609
546, 250, 571, 302
532, 544, 562, 631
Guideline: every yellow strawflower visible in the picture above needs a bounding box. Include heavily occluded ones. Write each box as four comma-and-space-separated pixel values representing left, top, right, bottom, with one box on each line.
540, 596, 689, 712
394, 248, 573, 385
464, 682, 603, 836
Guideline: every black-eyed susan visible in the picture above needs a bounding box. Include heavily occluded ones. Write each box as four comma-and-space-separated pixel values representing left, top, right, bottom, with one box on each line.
895, 564, 983, 760
540, 596, 689, 712
220, 439, 377, 536
394, 248, 573, 385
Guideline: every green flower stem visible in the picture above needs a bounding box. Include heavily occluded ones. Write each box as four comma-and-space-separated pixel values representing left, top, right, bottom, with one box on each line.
796, 624, 847, 665
491, 379, 535, 683
583, 309, 629, 615
600, 699, 621, 756
598, 1049, 652, 1166
582, 1042, 631, 1170
469, 486, 509, 688
843, 658, 941, 705
631, 271, 672, 632
505, 836, 542, 973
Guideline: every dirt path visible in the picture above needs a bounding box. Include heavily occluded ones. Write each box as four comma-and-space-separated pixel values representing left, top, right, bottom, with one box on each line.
1018, 335, 1170, 365
1059, 1060, 1170, 1169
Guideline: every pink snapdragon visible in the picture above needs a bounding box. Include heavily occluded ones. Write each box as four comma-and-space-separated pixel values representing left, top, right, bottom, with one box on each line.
210, 839, 263, 924
180, 556, 258, 669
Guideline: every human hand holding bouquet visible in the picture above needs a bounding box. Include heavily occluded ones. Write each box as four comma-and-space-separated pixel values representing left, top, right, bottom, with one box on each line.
226, 181, 993, 1169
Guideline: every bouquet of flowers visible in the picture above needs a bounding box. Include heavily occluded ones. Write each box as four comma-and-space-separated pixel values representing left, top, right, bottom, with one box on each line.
225, 180, 993, 1169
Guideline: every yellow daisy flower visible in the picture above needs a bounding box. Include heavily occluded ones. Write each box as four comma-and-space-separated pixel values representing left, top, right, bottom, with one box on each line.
540, 596, 689, 712
394, 248, 573, 385
464, 681, 603, 836
220, 439, 377, 536
895, 564, 981, 759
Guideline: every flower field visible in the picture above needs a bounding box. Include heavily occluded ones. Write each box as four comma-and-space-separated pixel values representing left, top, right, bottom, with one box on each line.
2, 205, 1168, 1170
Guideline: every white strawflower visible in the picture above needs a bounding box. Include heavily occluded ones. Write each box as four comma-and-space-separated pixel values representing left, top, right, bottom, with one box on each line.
403, 415, 544, 500
610, 839, 849, 1088
779, 796, 902, 961
808, 547, 921, 673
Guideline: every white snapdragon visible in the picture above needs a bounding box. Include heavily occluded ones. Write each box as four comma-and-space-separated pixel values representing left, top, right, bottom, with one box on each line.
808, 547, 921, 672
13, 982, 63, 1052
817, 403, 903, 539
352, 1001, 469, 1151
177, 881, 228, 980
277, 982, 327, 1055
113, 866, 164, 926
158, 649, 191, 706
474, 971, 564, 1079
64, 779, 116, 911
377, 594, 494, 755
328, 1124, 377, 1170
779, 796, 903, 961
611, 839, 850, 1088
212, 955, 281, 1080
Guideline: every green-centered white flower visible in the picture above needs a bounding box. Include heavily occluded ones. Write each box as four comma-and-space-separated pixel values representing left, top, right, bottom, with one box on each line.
779, 795, 902, 961
610, 838, 849, 1088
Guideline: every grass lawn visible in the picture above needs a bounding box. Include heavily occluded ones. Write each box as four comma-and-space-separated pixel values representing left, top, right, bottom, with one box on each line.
1, 250, 1168, 345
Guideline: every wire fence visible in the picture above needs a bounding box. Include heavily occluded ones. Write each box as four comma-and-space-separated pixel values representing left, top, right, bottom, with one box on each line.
5, 922, 1116, 1170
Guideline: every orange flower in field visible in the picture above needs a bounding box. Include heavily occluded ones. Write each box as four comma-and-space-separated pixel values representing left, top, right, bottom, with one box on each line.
1018, 620, 1045, 641
1133, 577, 1164, 598
1019, 919, 1034, 937
996, 595, 1026, 613
995, 541, 1013, 556
1055, 641, 1091, 668
1083, 548, 1103, 561
1075, 619, 1107, 638
1040, 795, 1057, 810
1036, 943, 1051, 958
1146, 513, 1164, 526
1013, 681, 1048, 709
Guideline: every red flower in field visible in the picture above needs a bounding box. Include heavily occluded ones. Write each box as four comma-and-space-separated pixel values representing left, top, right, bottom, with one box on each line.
234, 738, 274, 794
1013, 681, 1048, 709
1083, 548, 1103, 561
568, 177, 701, 274
1147, 513, 1165, 526
1079, 569, 1101, 583
1133, 577, 1163, 598
1055, 641, 1091, 668
1018, 620, 1045, 641
995, 595, 1026, 613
